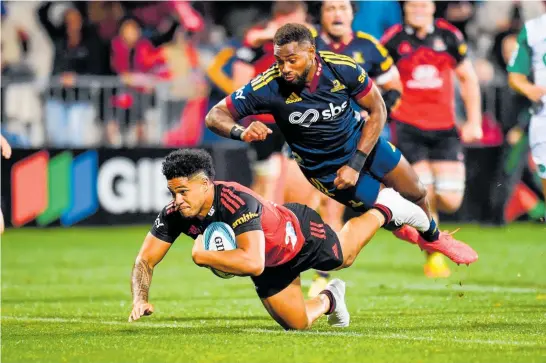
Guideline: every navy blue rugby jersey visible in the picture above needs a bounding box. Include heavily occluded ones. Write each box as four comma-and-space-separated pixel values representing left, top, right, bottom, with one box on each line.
226, 51, 373, 177
314, 28, 394, 80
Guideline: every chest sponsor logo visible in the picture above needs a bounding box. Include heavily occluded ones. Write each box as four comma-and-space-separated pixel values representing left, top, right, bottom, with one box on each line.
407, 65, 443, 89
232, 212, 259, 228
288, 101, 348, 127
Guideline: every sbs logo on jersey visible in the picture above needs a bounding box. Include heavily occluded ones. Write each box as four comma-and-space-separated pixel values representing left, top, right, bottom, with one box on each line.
289, 101, 348, 127
407, 65, 443, 89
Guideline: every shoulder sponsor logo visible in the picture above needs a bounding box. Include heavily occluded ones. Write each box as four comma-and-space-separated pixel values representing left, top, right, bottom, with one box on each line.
232, 212, 259, 228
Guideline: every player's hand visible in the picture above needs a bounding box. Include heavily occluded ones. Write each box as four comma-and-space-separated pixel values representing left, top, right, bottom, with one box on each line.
128, 301, 154, 322
527, 85, 546, 103
241, 121, 273, 143
1, 136, 12, 159
334, 165, 359, 190
191, 235, 206, 266
506, 126, 523, 146
460, 122, 483, 143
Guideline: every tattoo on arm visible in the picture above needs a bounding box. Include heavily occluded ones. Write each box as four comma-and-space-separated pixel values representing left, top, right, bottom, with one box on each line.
131, 259, 153, 303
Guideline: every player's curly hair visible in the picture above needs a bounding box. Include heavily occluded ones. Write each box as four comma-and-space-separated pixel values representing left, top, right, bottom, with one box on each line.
162, 149, 215, 181
273, 23, 315, 47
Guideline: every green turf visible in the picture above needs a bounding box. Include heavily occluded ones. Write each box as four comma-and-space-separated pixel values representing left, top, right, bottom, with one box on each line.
2, 224, 545, 363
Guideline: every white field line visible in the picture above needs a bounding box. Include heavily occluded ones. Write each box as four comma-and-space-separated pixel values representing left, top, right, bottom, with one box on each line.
298, 280, 545, 294
243, 328, 545, 347
2, 316, 543, 347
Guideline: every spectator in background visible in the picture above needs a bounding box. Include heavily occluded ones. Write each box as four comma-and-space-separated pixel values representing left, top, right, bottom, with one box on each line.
38, 2, 107, 147
108, 16, 177, 146
1, 2, 22, 74
352, 1, 402, 39
434, 1, 476, 39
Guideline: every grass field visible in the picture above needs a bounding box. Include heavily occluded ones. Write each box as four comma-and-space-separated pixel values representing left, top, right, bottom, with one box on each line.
2, 224, 545, 363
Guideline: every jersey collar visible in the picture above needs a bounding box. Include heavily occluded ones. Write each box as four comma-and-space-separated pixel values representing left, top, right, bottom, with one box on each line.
306, 54, 323, 93
320, 31, 354, 54
404, 23, 435, 36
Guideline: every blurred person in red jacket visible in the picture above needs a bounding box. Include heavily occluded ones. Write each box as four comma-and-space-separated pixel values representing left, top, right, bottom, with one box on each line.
232, 1, 310, 204
108, 16, 177, 146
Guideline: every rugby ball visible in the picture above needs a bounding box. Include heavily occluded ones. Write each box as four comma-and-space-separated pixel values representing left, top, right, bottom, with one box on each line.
203, 222, 237, 279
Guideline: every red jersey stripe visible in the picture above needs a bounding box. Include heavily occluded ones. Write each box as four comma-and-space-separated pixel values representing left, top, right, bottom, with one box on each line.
310, 221, 324, 228
310, 226, 325, 233
220, 197, 236, 214
311, 231, 327, 239
221, 192, 241, 209
225, 189, 246, 206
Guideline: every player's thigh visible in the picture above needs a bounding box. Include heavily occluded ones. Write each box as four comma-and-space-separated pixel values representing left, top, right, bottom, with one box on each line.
381, 154, 428, 203
260, 276, 310, 330
319, 196, 345, 232
429, 130, 466, 211
249, 124, 284, 180
283, 160, 322, 209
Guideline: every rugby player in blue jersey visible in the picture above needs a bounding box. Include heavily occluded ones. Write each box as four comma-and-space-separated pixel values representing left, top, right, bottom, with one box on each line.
206, 23, 477, 265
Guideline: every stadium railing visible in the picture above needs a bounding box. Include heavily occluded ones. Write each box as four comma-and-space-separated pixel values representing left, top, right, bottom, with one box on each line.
1, 75, 197, 148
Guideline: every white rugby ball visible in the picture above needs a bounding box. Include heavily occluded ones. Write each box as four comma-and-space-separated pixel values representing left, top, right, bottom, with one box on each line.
203, 222, 237, 279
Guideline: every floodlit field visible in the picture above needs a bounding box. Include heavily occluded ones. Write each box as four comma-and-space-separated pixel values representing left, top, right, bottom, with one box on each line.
2, 224, 545, 363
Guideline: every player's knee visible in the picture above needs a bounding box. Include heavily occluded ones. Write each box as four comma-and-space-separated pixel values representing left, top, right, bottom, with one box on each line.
252, 156, 281, 179
434, 177, 465, 213
436, 192, 464, 213
340, 253, 356, 269
282, 317, 311, 330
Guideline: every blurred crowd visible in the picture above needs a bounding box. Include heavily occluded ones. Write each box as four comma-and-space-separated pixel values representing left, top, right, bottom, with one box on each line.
0, 0, 545, 148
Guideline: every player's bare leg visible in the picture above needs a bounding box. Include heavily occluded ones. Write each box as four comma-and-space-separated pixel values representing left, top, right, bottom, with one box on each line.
260, 276, 348, 329
381, 157, 477, 265
431, 161, 465, 214
251, 154, 282, 202
282, 159, 322, 208
335, 188, 431, 269
320, 197, 345, 232
411, 161, 450, 278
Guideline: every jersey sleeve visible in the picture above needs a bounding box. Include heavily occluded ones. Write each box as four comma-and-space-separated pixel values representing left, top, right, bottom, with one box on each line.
333, 61, 373, 100
235, 45, 261, 65
356, 32, 394, 78
438, 20, 468, 65
225, 75, 273, 120
219, 190, 263, 236
507, 26, 532, 76
150, 202, 184, 243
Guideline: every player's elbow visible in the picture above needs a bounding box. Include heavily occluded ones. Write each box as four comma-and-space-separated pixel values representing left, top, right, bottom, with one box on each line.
246, 260, 264, 276
507, 73, 522, 92
205, 107, 218, 130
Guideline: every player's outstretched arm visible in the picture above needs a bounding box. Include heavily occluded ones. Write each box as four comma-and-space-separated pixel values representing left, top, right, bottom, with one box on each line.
355, 83, 387, 155
334, 84, 387, 190
129, 233, 172, 322
192, 230, 265, 276
508, 73, 546, 103
205, 98, 272, 143
455, 60, 483, 143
